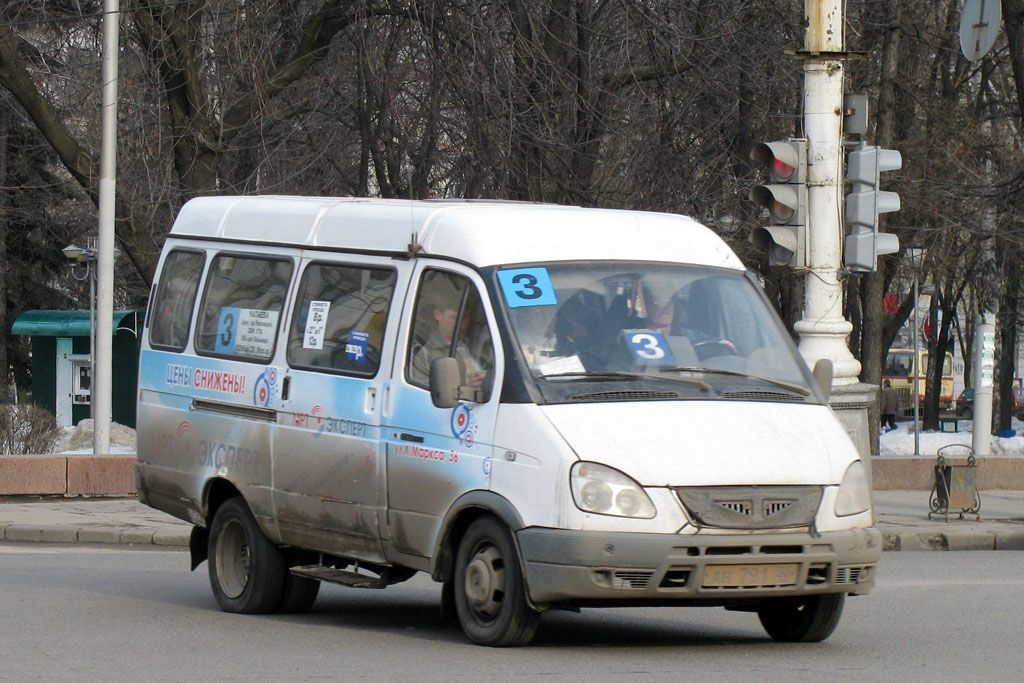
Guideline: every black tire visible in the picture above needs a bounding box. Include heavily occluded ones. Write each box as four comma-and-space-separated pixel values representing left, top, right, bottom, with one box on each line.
278, 550, 320, 614
757, 593, 845, 643
207, 497, 286, 614
454, 516, 541, 647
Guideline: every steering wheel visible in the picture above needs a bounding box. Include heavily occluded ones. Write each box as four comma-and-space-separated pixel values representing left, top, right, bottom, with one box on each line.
693, 339, 738, 361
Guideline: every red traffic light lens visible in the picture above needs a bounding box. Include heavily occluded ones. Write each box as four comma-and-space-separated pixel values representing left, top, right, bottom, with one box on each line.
772, 158, 796, 181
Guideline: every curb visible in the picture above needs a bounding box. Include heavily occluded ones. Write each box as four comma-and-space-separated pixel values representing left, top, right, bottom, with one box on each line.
0, 523, 189, 548
881, 529, 1024, 552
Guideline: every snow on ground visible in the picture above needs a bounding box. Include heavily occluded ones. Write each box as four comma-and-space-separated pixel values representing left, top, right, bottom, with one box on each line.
54, 419, 137, 455
879, 416, 1024, 457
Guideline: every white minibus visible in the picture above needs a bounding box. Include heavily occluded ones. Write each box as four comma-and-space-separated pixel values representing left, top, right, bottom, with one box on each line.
137, 196, 879, 646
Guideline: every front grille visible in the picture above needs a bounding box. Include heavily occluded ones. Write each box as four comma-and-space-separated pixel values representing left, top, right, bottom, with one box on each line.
570, 390, 679, 402
675, 486, 824, 529
720, 391, 805, 402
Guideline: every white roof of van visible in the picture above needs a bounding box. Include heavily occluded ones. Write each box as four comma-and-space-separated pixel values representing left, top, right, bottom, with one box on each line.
168, 196, 745, 270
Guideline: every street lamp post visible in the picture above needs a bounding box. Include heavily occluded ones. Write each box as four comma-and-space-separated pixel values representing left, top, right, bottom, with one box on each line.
907, 248, 926, 457
63, 240, 97, 451
62, 239, 118, 453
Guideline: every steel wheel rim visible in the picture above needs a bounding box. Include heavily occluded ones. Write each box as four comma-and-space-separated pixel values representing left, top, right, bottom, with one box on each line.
216, 518, 250, 599
463, 543, 506, 622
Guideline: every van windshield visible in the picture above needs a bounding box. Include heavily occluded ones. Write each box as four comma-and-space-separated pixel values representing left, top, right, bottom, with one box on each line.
496, 263, 815, 401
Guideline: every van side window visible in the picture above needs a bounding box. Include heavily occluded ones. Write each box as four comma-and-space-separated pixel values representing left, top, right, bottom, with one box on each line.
287, 263, 396, 375
195, 254, 293, 362
149, 250, 205, 351
407, 269, 494, 401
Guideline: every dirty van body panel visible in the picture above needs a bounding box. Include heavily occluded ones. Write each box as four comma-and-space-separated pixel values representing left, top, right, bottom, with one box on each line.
136, 350, 280, 537
273, 372, 387, 561
268, 254, 410, 563
384, 387, 496, 558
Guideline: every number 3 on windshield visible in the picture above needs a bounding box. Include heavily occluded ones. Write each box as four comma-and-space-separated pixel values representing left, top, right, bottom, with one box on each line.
497, 268, 558, 308
626, 331, 675, 364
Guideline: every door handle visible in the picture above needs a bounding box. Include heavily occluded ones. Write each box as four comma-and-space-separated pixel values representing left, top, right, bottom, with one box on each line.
282, 375, 291, 401
398, 432, 424, 443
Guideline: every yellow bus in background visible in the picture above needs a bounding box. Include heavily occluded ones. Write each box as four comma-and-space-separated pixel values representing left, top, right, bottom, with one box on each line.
882, 348, 954, 414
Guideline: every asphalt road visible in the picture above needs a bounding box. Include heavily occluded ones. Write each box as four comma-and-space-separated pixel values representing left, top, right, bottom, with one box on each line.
2, 546, 1022, 682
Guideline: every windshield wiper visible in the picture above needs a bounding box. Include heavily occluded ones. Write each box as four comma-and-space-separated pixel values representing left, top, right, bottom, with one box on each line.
541, 371, 711, 392
661, 367, 811, 396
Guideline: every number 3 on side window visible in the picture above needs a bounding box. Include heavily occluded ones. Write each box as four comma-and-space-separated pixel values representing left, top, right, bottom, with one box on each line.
497, 268, 558, 308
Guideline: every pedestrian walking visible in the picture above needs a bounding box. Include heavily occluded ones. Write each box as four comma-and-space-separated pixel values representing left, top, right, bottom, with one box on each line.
880, 379, 899, 432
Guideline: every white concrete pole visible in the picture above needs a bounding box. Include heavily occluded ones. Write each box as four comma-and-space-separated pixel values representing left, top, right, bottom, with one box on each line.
972, 312, 996, 456
912, 273, 920, 456
794, 0, 861, 386
94, 0, 119, 455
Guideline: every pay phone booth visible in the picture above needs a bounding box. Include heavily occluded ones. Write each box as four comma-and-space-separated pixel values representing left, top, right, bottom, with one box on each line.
10, 310, 144, 428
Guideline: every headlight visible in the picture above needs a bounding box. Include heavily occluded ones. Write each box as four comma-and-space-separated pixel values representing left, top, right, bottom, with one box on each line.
570, 462, 656, 518
834, 460, 871, 517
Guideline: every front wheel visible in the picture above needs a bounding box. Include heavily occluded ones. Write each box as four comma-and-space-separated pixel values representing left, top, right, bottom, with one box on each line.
208, 497, 286, 614
757, 593, 845, 642
454, 517, 541, 647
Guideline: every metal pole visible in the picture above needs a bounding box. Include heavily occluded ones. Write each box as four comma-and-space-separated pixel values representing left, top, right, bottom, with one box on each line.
794, 0, 861, 385
913, 273, 920, 456
94, 0, 119, 455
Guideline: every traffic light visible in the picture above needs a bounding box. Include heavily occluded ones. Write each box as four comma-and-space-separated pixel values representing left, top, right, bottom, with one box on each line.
844, 143, 901, 272
749, 140, 808, 267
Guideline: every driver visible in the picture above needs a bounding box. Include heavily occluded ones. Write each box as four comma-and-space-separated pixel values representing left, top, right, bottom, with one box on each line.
409, 299, 486, 389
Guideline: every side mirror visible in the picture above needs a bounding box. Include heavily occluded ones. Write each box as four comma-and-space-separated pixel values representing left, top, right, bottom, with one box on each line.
429, 357, 460, 409
812, 358, 833, 401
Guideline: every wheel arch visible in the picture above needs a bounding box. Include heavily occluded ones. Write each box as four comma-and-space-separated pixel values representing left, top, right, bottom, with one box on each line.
430, 490, 525, 583
189, 477, 244, 571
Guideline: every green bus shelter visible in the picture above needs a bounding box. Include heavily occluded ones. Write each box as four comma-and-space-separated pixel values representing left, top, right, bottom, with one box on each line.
11, 310, 144, 428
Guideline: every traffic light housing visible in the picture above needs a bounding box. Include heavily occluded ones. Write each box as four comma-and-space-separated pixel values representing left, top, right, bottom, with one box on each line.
749, 140, 808, 267
844, 143, 901, 272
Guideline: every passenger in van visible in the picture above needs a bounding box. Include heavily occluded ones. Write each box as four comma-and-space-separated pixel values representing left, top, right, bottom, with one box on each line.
409, 300, 486, 389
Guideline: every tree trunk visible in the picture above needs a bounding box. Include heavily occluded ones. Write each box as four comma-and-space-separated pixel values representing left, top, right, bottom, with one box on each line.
995, 253, 1020, 432
997, 0, 1024, 431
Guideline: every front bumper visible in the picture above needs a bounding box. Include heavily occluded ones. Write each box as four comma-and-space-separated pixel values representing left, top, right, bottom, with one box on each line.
516, 526, 881, 605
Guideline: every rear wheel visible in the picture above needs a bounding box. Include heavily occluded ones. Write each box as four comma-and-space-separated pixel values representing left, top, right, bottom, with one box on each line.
454, 517, 541, 647
208, 497, 286, 614
278, 550, 321, 613
757, 593, 845, 642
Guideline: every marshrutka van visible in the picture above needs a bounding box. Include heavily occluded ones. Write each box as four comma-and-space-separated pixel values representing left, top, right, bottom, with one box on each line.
137, 196, 880, 647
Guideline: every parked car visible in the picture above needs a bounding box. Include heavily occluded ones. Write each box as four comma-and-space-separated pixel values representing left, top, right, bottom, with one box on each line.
957, 387, 1024, 419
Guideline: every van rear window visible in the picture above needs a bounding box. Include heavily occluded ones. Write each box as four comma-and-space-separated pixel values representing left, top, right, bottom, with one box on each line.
194, 254, 293, 362
149, 250, 205, 351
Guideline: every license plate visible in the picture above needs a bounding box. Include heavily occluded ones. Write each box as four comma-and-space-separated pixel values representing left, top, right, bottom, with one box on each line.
702, 563, 800, 588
